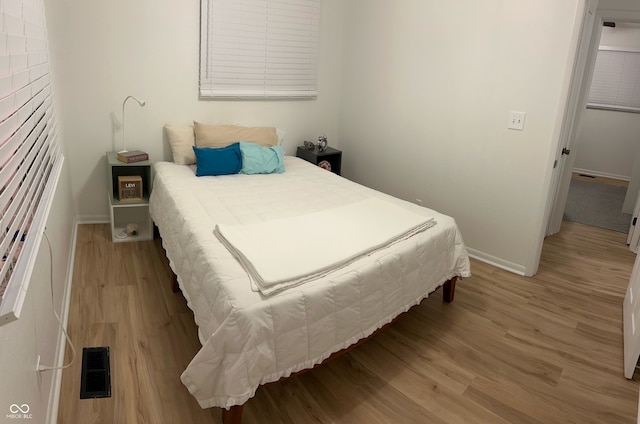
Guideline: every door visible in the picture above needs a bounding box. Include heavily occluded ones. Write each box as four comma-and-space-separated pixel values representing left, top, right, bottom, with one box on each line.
624, 253, 640, 378
628, 190, 640, 253
546, 0, 599, 236
637, 387, 640, 424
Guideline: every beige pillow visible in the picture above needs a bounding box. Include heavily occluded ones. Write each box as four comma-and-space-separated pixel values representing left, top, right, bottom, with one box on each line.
165, 124, 196, 165
193, 122, 278, 148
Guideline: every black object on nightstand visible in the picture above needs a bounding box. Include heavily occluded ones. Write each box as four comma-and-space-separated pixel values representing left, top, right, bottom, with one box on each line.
296, 146, 342, 176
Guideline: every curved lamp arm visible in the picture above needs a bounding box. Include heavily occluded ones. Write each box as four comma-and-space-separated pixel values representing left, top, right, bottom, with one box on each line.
120, 95, 146, 153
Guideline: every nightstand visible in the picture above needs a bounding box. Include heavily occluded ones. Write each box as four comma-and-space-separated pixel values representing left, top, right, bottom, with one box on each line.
296, 146, 342, 175
106, 152, 153, 242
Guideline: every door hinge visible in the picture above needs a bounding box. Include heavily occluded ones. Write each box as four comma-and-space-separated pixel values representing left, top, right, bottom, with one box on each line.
553, 159, 558, 169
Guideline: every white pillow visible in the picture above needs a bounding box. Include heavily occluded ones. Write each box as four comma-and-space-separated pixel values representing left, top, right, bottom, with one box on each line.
209, 123, 284, 145
193, 122, 278, 148
165, 124, 195, 165
164, 124, 285, 165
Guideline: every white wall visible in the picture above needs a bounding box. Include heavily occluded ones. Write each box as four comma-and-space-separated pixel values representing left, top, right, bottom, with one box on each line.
45, 0, 346, 221
0, 166, 75, 424
575, 109, 640, 180
338, 0, 584, 273
599, 24, 640, 49
599, 0, 640, 10
0, 1, 78, 422
574, 26, 640, 182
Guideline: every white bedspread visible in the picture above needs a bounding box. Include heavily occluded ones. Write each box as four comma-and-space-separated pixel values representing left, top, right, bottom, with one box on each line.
149, 156, 471, 409
215, 197, 437, 295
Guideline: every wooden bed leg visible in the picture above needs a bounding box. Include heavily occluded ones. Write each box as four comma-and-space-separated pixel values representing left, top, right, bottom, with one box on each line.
443, 277, 457, 303
222, 405, 243, 424
171, 274, 179, 293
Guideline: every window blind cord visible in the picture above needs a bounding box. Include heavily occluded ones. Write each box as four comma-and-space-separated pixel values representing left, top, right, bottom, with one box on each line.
36, 230, 76, 372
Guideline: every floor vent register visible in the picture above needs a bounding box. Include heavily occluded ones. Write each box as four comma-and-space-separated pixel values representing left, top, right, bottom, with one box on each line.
80, 346, 112, 399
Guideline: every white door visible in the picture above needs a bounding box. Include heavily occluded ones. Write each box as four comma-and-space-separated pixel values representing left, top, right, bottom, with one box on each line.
546, 0, 599, 236
624, 253, 640, 378
628, 190, 640, 253
637, 387, 640, 424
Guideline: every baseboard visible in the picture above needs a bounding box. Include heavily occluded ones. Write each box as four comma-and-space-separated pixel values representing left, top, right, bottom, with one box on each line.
75, 215, 109, 224
466, 247, 527, 276
46, 219, 80, 424
572, 168, 630, 182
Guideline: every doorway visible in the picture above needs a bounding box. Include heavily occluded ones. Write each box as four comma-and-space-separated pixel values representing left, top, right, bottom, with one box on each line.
546, 8, 640, 243
562, 21, 640, 235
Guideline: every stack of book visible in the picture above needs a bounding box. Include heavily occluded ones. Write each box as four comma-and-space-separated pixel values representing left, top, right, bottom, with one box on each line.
117, 150, 148, 163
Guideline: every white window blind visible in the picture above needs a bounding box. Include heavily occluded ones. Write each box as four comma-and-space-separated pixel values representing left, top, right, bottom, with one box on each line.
200, 0, 320, 99
588, 48, 640, 113
0, 0, 64, 324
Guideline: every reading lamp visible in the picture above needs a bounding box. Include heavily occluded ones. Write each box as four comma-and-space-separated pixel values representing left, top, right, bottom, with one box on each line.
120, 95, 146, 153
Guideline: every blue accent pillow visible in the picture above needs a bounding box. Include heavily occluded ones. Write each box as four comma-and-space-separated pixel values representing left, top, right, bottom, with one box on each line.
192, 143, 242, 176
238, 141, 285, 174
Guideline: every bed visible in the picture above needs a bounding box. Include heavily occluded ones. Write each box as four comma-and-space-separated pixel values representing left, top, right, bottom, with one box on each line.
149, 127, 471, 423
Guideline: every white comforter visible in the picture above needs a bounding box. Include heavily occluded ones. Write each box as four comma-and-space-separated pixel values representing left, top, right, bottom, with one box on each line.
215, 197, 437, 295
149, 156, 471, 409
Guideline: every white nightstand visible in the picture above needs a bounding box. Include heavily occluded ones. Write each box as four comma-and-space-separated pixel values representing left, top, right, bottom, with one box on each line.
106, 152, 153, 242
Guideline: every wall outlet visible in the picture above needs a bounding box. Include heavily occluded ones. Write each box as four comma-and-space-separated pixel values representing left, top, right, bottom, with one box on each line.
508, 111, 526, 131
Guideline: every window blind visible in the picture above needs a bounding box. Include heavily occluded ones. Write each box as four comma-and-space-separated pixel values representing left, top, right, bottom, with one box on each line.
588, 48, 640, 112
0, 0, 64, 324
200, 0, 320, 99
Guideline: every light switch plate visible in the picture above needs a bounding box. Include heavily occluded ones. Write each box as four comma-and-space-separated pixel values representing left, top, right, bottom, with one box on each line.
508, 111, 526, 131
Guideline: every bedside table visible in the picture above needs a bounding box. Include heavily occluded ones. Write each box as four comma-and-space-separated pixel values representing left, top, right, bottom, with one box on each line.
106, 152, 153, 242
296, 146, 342, 175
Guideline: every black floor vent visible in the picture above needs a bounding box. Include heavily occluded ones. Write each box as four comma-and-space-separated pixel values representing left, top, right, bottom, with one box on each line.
80, 347, 111, 399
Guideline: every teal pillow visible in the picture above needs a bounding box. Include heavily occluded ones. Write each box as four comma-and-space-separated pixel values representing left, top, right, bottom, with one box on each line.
238, 141, 285, 174
192, 143, 242, 176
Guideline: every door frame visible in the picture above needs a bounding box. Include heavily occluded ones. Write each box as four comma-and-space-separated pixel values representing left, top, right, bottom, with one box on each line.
525, 0, 598, 275
546, 0, 600, 238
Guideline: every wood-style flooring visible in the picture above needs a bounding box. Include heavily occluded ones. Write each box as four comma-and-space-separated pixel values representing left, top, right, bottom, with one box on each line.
58, 221, 639, 423
572, 172, 629, 188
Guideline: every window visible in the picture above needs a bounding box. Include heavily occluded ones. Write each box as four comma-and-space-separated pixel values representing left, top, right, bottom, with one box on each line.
588, 47, 640, 113
200, 0, 321, 99
0, 0, 64, 324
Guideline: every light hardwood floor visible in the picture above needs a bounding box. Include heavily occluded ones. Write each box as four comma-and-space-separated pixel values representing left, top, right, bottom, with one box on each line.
58, 222, 639, 423
572, 172, 630, 188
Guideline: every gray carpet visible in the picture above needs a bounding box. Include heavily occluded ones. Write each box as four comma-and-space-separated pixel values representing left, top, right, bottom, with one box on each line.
563, 179, 632, 233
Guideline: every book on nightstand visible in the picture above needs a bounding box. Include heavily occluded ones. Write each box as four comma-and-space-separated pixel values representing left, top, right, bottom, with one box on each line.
117, 150, 149, 163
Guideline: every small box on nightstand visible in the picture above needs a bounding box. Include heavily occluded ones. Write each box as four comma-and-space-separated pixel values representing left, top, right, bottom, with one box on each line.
117, 175, 143, 202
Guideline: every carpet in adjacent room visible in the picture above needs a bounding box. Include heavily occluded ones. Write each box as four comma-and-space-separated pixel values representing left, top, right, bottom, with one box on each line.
563, 178, 632, 233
